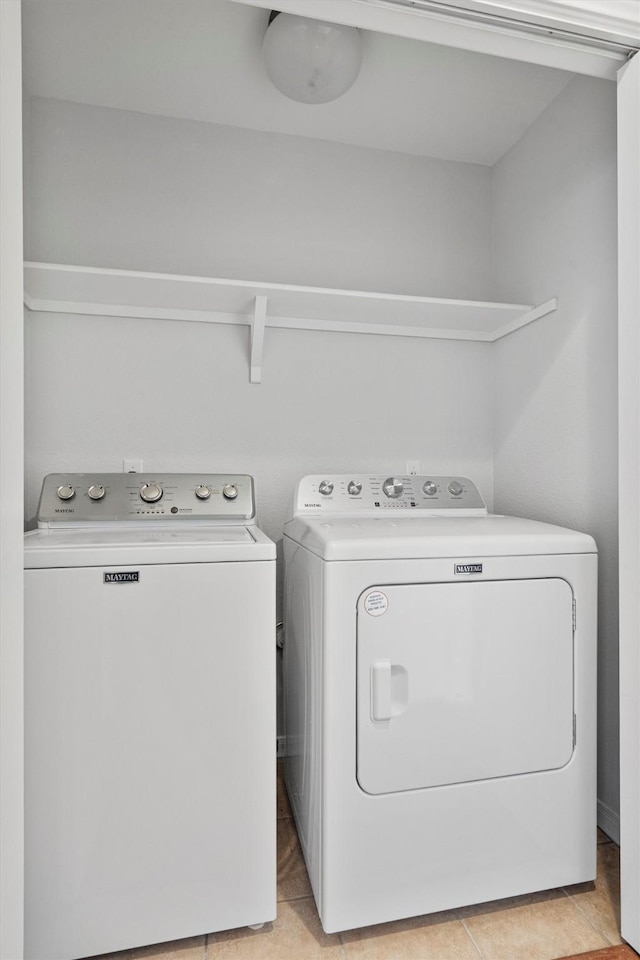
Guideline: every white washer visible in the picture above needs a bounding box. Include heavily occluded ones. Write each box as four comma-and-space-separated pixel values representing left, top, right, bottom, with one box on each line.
24, 473, 276, 960
283, 474, 597, 934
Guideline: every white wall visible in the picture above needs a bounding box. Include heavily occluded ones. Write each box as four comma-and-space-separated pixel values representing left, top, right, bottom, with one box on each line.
24, 97, 492, 297
24, 315, 493, 548
491, 74, 619, 835
23, 96, 495, 596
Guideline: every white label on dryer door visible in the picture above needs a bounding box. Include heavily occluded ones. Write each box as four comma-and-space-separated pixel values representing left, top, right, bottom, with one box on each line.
364, 591, 388, 616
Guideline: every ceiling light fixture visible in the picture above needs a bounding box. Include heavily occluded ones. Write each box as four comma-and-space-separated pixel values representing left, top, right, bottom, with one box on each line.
262, 11, 362, 105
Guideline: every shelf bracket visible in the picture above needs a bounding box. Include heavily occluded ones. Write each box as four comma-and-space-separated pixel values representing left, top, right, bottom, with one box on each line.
250, 295, 267, 383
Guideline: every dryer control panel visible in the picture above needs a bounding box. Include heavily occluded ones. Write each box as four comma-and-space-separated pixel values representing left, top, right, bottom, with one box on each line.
294, 475, 487, 516
36, 473, 256, 525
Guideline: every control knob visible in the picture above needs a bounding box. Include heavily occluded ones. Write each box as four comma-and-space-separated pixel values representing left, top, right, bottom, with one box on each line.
56, 484, 75, 501
448, 480, 464, 497
222, 484, 238, 500
195, 485, 212, 500
382, 477, 403, 498
423, 481, 438, 497
87, 484, 106, 501
139, 482, 163, 503
318, 481, 334, 496
347, 481, 362, 496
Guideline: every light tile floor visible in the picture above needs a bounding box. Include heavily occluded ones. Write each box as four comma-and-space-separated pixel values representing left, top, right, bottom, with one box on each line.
88, 764, 633, 960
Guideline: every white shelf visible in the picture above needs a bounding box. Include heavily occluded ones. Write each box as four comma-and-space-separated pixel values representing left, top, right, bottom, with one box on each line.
23, 262, 557, 383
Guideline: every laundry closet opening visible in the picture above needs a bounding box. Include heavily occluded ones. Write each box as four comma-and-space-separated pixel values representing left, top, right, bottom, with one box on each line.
21, 0, 619, 848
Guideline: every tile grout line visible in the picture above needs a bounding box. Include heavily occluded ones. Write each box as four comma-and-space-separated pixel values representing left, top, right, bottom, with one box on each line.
458, 915, 489, 959
559, 885, 617, 947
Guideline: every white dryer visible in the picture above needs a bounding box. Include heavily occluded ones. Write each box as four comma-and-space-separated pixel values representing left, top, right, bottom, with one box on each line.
283, 474, 597, 934
24, 473, 276, 960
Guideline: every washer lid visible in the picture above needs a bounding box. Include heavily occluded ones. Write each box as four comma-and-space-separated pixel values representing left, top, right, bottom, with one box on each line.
24, 524, 275, 567
283, 514, 596, 560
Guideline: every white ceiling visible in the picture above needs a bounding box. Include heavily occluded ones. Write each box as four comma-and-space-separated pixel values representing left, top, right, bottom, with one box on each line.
21, 0, 574, 166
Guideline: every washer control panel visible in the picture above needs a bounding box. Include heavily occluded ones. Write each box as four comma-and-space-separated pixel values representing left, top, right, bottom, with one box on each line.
36, 473, 255, 524
294, 475, 487, 515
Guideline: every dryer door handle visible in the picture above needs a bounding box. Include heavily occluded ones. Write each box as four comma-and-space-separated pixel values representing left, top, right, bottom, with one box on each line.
370, 660, 409, 722
371, 660, 392, 722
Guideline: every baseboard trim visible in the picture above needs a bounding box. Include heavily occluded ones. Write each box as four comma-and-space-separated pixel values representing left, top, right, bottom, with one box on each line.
597, 798, 620, 844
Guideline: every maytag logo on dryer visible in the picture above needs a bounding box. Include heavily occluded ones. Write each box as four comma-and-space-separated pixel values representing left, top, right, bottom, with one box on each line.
304, 503, 322, 508
104, 572, 140, 584
455, 563, 483, 575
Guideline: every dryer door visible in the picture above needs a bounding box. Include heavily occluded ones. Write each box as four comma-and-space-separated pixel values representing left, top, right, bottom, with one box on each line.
356, 578, 574, 795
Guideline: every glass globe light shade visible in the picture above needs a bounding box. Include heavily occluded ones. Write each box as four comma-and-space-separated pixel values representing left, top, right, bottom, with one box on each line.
262, 13, 362, 105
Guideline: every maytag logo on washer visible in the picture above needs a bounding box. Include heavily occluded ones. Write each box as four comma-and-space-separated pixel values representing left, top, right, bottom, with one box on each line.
104, 572, 140, 584
455, 563, 483, 575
